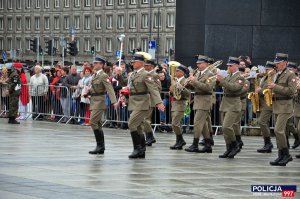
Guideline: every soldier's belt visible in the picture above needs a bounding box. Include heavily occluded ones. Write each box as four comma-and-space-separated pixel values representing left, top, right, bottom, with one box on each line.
273, 96, 292, 101
223, 94, 240, 97
195, 92, 212, 95
130, 92, 148, 96
91, 92, 105, 96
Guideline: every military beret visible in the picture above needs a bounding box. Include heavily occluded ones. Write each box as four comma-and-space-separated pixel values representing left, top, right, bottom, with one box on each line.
196, 55, 209, 64
227, 56, 240, 65
93, 55, 106, 64
274, 53, 288, 63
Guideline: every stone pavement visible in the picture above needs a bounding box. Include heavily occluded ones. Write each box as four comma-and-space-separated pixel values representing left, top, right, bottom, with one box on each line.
0, 119, 299, 199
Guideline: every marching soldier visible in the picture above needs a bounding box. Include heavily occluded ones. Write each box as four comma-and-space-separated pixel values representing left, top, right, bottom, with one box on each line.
268, 53, 297, 166
185, 55, 214, 153
127, 53, 164, 159
295, 66, 300, 158
85, 55, 118, 155
286, 61, 299, 149
217, 56, 245, 158
143, 58, 162, 146
169, 64, 190, 150
257, 61, 276, 153
7, 63, 23, 124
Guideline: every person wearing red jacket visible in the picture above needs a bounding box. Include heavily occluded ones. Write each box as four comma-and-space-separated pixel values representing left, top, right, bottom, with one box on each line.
17, 68, 30, 120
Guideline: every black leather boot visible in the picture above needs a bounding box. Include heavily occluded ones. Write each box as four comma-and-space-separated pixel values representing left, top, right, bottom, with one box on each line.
219, 144, 231, 158
296, 154, 300, 158
140, 134, 146, 152
129, 131, 145, 159
170, 134, 186, 150
292, 133, 300, 149
270, 150, 283, 166
145, 132, 156, 146
185, 138, 200, 152
9, 117, 20, 124
89, 129, 105, 154
198, 139, 212, 153
227, 141, 240, 158
236, 135, 244, 149
257, 137, 273, 153
286, 135, 290, 148
198, 139, 205, 146
199, 137, 214, 146
278, 148, 293, 166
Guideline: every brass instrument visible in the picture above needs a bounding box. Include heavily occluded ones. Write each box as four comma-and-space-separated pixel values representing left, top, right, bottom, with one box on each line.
168, 61, 183, 100
247, 74, 260, 113
207, 60, 223, 74
262, 69, 274, 107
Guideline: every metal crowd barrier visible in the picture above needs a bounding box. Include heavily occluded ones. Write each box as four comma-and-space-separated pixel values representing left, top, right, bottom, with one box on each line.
0, 83, 276, 134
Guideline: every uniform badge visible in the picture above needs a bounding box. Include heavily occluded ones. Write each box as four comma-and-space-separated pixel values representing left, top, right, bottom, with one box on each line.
291, 78, 296, 82
238, 80, 243, 84
106, 78, 111, 83
148, 77, 152, 81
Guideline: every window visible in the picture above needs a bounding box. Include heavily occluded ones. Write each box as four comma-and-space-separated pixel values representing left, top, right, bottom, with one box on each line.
84, 39, 90, 51
141, 38, 148, 52
54, 39, 58, 48
95, 0, 102, 6
0, 0, 3, 9
54, 0, 59, 7
0, 39, 4, 50
154, 0, 162, 3
106, 15, 112, 29
0, 18, 3, 30
64, 16, 69, 29
44, 0, 50, 8
16, 17, 22, 30
44, 17, 50, 30
117, 15, 124, 29
26, 0, 31, 8
154, 13, 161, 28
95, 38, 101, 52
35, 0, 40, 8
25, 17, 31, 30
141, 14, 148, 29
16, 38, 21, 50
106, 38, 112, 52
129, 14, 136, 29
118, 0, 124, 5
129, 0, 136, 5
54, 16, 59, 29
142, 0, 148, 4
167, 13, 175, 27
95, 15, 101, 29
74, 16, 80, 29
8, 0, 12, 9
84, 16, 90, 29
167, 0, 175, 2
17, 0, 22, 9
106, 0, 113, 6
35, 17, 40, 30
8, 18, 13, 30
129, 38, 136, 52
8, 38, 12, 50
74, 0, 80, 7
85, 0, 91, 6
166, 38, 174, 52
64, 0, 70, 7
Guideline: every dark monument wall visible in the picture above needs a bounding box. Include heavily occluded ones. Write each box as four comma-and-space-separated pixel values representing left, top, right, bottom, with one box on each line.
175, 0, 300, 67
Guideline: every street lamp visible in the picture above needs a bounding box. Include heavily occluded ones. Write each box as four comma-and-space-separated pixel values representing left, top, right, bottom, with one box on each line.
117, 34, 125, 68
156, 0, 162, 64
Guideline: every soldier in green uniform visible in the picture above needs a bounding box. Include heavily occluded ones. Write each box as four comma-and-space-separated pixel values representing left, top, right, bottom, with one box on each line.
185, 55, 214, 153
268, 53, 297, 166
85, 55, 118, 155
127, 53, 164, 159
217, 57, 245, 158
7, 63, 23, 124
169, 64, 190, 150
285, 62, 299, 149
142, 58, 162, 146
257, 61, 276, 153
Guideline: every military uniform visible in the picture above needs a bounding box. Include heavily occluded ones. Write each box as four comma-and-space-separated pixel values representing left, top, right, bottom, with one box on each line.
295, 71, 300, 158
218, 57, 245, 158
143, 62, 162, 146
127, 53, 163, 159
169, 67, 191, 150
185, 55, 214, 153
8, 63, 22, 124
270, 53, 297, 166
257, 61, 275, 153
88, 56, 117, 155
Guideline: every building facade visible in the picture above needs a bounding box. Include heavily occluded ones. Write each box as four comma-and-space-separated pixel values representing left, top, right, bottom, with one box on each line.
0, 0, 176, 64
